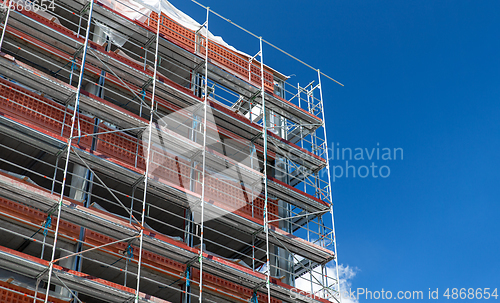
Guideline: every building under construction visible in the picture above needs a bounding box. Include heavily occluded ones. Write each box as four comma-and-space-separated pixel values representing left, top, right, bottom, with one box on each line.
0, 0, 341, 302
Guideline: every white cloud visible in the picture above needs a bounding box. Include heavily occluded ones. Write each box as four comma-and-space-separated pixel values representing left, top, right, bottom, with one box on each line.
295, 263, 359, 303
337, 264, 359, 303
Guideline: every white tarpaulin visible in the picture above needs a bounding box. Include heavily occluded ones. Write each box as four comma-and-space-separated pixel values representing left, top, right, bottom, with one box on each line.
98, 0, 155, 22
98, 0, 249, 57
94, 20, 129, 47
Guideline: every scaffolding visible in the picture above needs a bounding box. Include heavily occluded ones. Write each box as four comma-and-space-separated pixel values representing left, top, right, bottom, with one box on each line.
0, 0, 341, 302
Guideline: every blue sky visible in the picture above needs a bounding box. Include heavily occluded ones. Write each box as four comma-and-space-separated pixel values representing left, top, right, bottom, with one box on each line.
171, 0, 500, 301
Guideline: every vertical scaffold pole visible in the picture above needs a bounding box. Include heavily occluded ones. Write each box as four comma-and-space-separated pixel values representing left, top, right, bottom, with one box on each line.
198, 6, 209, 303
135, 7, 161, 303
0, 0, 11, 51
259, 37, 271, 303
317, 69, 341, 302
43, 1, 95, 302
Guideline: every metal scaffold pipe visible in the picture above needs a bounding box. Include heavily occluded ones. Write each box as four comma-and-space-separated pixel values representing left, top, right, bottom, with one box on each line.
0, 0, 11, 51
318, 69, 342, 303
198, 6, 210, 303
260, 36, 272, 303
43, 0, 95, 301
135, 5, 162, 303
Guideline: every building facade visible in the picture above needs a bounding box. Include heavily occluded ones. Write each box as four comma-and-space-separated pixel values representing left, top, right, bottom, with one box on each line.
0, 0, 340, 302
